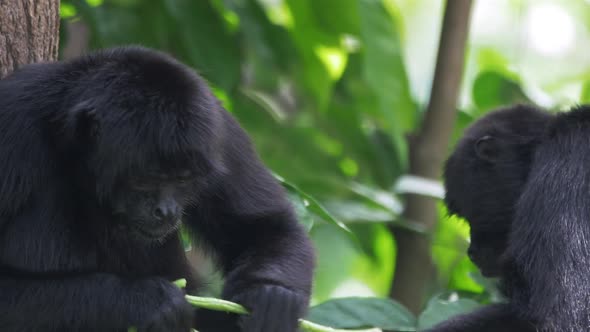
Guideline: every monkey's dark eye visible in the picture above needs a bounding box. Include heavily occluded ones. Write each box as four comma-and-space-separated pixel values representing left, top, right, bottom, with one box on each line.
174, 169, 196, 184
128, 176, 158, 191
130, 182, 156, 191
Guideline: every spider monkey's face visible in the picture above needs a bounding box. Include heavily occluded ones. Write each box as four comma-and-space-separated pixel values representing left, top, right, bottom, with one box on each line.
444, 106, 550, 277
444, 130, 529, 277
111, 167, 198, 242
444, 137, 512, 277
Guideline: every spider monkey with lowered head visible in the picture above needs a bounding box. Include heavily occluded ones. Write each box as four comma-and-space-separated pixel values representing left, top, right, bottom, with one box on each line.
0, 46, 315, 332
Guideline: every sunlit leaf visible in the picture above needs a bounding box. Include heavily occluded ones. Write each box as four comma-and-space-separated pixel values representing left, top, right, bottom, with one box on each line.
287, 191, 315, 232
348, 224, 395, 296
310, 0, 360, 35
60, 3, 77, 18
359, 0, 416, 168
180, 226, 192, 252
468, 273, 505, 304
417, 293, 482, 330
324, 200, 396, 223
86, 0, 103, 7
285, 0, 342, 109
394, 175, 444, 199
348, 182, 403, 214
307, 297, 416, 331
275, 174, 352, 234
581, 81, 590, 104
472, 71, 530, 113
450, 110, 475, 147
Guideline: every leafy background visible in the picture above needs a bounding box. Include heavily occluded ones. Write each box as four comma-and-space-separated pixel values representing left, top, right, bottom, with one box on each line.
59, 0, 590, 330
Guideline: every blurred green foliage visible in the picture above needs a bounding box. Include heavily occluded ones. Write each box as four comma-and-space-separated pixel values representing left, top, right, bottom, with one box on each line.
59, 0, 590, 330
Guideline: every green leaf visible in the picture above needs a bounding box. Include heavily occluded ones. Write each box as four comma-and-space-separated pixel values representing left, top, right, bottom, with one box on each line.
432, 202, 478, 294
347, 182, 402, 214
301, 320, 382, 332
310, 0, 359, 35
60, 3, 78, 18
476, 48, 511, 73
276, 174, 351, 234
472, 71, 530, 113
324, 56, 405, 184
108, 0, 139, 6
287, 190, 315, 232
417, 293, 482, 330
230, 95, 344, 188
183, 295, 383, 332
393, 175, 444, 199
468, 273, 505, 303
79, 0, 241, 90
225, 0, 297, 88
180, 225, 192, 252
86, 0, 103, 7
581, 81, 590, 104
358, 0, 416, 168
324, 200, 396, 223
450, 110, 475, 147
307, 297, 417, 331
165, 0, 241, 91
285, 0, 342, 109
359, 0, 415, 130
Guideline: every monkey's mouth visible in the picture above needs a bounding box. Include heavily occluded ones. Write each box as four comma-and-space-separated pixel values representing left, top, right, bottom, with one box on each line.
132, 220, 180, 241
476, 263, 502, 278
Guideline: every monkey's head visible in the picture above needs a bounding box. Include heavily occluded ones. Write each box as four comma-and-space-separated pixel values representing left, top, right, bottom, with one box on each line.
443, 105, 552, 277
64, 47, 225, 243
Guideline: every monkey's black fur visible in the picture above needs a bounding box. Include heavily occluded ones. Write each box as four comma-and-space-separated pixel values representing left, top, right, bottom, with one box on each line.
426, 104, 590, 332
0, 46, 315, 332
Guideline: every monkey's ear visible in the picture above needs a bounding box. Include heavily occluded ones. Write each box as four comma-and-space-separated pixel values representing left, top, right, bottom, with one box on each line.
65, 101, 99, 143
474, 135, 499, 161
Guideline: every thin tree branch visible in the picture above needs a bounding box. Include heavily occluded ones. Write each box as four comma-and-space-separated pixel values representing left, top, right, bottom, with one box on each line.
390, 0, 473, 314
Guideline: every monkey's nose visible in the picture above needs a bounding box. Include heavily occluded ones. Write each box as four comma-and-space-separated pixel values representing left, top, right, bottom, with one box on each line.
153, 202, 180, 222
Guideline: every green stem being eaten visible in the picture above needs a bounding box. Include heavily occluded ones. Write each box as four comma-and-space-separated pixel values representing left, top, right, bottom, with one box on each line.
128, 279, 381, 332
173, 278, 187, 289
184, 295, 379, 332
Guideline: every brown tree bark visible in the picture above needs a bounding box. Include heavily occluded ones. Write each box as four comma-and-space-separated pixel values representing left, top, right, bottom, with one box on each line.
0, 0, 60, 78
390, 0, 473, 314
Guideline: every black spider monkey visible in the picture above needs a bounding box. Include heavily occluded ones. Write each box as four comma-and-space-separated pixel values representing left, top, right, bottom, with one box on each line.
0, 46, 315, 332
427, 104, 590, 331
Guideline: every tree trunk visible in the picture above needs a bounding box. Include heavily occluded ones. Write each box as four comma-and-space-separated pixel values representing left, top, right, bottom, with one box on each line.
0, 0, 60, 78
390, 0, 473, 314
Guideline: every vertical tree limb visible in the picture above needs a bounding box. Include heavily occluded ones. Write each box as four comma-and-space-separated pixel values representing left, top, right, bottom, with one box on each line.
0, 0, 60, 78
390, 0, 473, 314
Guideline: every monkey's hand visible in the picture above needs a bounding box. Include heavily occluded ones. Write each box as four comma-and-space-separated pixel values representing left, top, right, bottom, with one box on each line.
133, 277, 193, 332
231, 284, 308, 332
